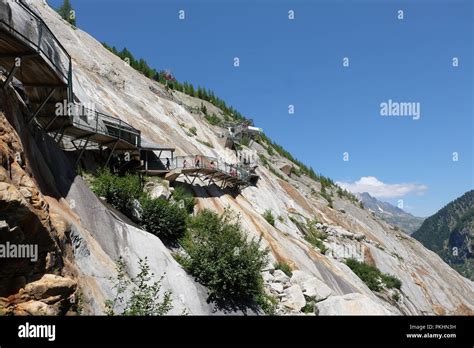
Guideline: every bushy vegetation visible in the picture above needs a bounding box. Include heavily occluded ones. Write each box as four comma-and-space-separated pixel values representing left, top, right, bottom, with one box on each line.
320, 185, 334, 209
240, 135, 251, 147
274, 262, 293, 277
180, 209, 269, 309
204, 113, 221, 126
171, 186, 195, 214
336, 186, 360, 204
345, 258, 402, 292
263, 209, 275, 226
140, 197, 188, 241
188, 126, 197, 136
302, 299, 315, 314
197, 139, 214, 148
91, 168, 142, 215
304, 221, 328, 254
92, 169, 189, 243
266, 146, 275, 156
105, 257, 173, 316
382, 273, 402, 290
391, 292, 401, 302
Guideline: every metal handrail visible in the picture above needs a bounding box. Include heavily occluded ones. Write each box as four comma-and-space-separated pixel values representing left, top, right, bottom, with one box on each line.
170, 155, 251, 181
17, 0, 71, 77
69, 104, 141, 147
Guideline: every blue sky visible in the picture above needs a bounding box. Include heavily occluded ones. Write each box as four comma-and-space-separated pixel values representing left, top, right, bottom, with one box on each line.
48, 0, 473, 217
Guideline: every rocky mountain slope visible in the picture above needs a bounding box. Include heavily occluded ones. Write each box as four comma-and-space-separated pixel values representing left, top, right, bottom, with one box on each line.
357, 192, 424, 235
413, 190, 474, 281
0, 0, 473, 315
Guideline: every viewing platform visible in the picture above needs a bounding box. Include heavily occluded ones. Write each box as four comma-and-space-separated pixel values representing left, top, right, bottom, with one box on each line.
0, 0, 141, 155
138, 155, 254, 189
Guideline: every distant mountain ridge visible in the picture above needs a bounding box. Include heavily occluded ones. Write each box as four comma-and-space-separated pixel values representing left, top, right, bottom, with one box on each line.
412, 190, 474, 280
357, 192, 424, 234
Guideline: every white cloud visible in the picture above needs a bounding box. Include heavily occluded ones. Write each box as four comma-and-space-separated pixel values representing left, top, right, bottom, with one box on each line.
336, 176, 427, 199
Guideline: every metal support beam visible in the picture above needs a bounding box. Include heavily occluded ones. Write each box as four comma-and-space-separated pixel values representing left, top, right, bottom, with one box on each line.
191, 174, 198, 185
3, 63, 19, 90
221, 179, 227, 189
53, 119, 67, 140
100, 139, 119, 147
183, 173, 191, 185
44, 112, 60, 131
27, 88, 56, 124
74, 132, 96, 141
57, 125, 70, 144
70, 140, 79, 151
105, 140, 119, 167
75, 137, 90, 168
208, 173, 216, 186
145, 150, 148, 176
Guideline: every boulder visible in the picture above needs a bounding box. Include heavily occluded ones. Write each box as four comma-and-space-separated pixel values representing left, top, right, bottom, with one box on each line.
290, 270, 312, 285
273, 270, 290, 283
282, 284, 306, 311
22, 274, 76, 301
269, 282, 284, 293
354, 233, 365, 241
315, 293, 394, 315
147, 182, 172, 200
262, 271, 274, 283
300, 278, 333, 301
290, 270, 333, 301
13, 300, 59, 316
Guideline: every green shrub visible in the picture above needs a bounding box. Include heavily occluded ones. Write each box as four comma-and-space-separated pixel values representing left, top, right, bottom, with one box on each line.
105, 257, 173, 316
259, 154, 269, 167
91, 168, 142, 214
180, 209, 269, 308
200, 103, 207, 115
204, 113, 221, 126
274, 262, 292, 277
263, 209, 275, 226
345, 259, 402, 292
320, 186, 334, 208
140, 197, 187, 241
391, 292, 401, 302
345, 258, 382, 291
381, 274, 402, 290
305, 230, 327, 254
189, 126, 197, 136
302, 300, 315, 314
267, 146, 274, 156
171, 186, 195, 214
240, 135, 251, 147
197, 139, 214, 148
304, 220, 328, 254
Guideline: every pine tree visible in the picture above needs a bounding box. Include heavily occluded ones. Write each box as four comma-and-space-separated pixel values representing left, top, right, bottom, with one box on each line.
57, 0, 76, 26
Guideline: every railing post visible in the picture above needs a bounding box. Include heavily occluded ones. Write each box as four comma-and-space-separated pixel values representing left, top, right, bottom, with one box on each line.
68, 60, 73, 103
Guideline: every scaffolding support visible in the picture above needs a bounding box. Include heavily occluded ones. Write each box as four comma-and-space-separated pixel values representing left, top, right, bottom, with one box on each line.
2, 62, 19, 90
27, 87, 56, 124
75, 137, 90, 167
105, 140, 119, 167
